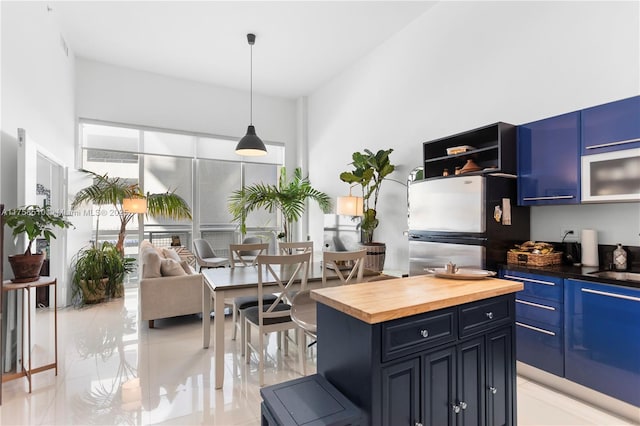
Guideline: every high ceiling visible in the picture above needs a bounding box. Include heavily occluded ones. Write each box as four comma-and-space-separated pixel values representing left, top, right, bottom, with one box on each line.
51, 1, 436, 99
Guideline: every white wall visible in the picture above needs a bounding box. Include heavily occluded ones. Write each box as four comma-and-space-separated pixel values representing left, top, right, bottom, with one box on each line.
75, 58, 298, 171
1, 2, 78, 286
307, 1, 640, 271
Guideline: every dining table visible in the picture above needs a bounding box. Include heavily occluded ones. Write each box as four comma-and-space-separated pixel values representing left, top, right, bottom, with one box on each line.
201, 262, 382, 389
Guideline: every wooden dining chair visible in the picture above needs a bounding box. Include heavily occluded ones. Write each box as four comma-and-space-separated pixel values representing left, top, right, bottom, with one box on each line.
321, 249, 367, 287
229, 242, 269, 268
244, 252, 311, 386
278, 241, 313, 259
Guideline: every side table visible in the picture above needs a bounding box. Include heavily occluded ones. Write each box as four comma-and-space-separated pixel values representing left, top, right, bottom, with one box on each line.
1, 276, 58, 394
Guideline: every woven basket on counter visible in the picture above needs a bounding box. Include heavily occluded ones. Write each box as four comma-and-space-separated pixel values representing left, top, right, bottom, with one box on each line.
507, 251, 563, 266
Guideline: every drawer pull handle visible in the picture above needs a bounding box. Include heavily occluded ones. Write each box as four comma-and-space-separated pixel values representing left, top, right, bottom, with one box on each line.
452, 404, 461, 414
420, 329, 429, 338
489, 386, 498, 395
581, 288, 640, 303
516, 321, 556, 336
504, 275, 556, 286
460, 401, 468, 410
516, 299, 556, 311
522, 195, 574, 201
486, 312, 494, 320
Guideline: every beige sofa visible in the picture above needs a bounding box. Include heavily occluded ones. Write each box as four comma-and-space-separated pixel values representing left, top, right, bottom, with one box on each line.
139, 240, 206, 328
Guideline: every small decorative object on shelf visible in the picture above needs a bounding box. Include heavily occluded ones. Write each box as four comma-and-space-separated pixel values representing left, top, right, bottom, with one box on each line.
613, 243, 627, 270
455, 166, 462, 175
442, 168, 449, 176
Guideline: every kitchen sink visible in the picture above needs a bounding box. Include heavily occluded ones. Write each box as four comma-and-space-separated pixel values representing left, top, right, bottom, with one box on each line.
587, 270, 640, 282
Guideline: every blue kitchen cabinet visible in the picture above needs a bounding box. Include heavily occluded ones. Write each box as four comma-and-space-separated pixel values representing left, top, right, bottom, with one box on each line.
582, 95, 640, 155
565, 279, 640, 406
500, 270, 564, 376
517, 111, 580, 205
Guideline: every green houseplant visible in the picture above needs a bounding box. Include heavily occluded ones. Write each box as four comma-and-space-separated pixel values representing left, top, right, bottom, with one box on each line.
228, 167, 332, 242
71, 169, 193, 255
71, 242, 136, 304
340, 149, 395, 271
3, 205, 73, 282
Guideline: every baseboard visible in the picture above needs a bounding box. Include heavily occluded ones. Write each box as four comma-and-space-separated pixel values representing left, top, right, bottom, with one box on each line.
517, 361, 640, 424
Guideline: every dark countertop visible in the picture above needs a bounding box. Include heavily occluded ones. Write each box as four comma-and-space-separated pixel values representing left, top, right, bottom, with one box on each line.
501, 262, 640, 290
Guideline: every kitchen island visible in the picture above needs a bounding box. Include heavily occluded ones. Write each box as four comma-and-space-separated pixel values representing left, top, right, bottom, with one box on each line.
311, 275, 523, 426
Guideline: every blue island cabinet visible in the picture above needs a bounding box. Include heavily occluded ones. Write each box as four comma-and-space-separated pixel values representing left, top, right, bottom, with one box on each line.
316, 295, 516, 426
517, 111, 580, 205
565, 279, 640, 407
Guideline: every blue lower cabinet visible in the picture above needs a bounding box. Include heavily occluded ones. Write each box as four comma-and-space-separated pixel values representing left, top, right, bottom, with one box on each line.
565, 279, 640, 406
515, 321, 564, 377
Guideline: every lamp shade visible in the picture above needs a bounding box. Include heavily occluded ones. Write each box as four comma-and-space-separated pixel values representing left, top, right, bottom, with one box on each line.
235, 125, 267, 156
336, 195, 363, 216
123, 198, 147, 214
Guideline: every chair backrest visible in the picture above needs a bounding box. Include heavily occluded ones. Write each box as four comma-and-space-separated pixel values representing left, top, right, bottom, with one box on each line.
279, 241, 314, 259
257, 252, 311, 324
193, 239, 216, 261
229, 242, 269, 268
322, 249, 366, 287
239, 236, 262, 255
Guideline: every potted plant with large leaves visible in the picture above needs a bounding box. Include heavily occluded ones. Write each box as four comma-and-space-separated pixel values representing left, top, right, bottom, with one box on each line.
340, 148, 395, 271
71, 242, 136, 304
228, 167, 332, 242
71, 169, 192, 299
3, 205, 73, 282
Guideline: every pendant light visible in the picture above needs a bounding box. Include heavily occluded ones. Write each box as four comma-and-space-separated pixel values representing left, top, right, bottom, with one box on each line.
235, 33, 267, 156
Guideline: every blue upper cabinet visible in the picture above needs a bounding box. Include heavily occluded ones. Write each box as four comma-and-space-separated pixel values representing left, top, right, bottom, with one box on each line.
517, 111, 580, 205
582, 96, 640, 155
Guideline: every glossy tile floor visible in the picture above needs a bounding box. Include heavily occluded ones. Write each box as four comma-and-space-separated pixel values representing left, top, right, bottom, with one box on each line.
0, 286, 636, 425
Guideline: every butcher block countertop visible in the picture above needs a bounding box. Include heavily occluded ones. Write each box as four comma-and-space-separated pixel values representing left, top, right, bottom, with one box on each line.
310, 275, 523, 324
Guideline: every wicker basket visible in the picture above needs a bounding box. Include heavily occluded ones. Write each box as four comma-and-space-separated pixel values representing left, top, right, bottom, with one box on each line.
507, 251, 562, 266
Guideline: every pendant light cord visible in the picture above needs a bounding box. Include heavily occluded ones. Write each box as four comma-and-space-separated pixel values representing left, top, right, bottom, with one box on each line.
250, 42, 253, 125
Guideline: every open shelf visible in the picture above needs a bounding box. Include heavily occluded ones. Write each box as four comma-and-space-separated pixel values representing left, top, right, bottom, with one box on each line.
422, 122, 516, 180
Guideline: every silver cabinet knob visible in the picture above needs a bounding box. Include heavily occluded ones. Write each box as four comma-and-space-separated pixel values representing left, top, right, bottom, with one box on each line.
486, 311, 494, 319
460, 401, 468, 410
420, 329, 429, 338
452, 404, 461, 413
415, 423, 423, 426
490, 386, 498, 394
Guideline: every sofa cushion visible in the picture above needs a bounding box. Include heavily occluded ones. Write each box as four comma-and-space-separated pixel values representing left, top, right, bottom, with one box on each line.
163, 247, 181, 262
141, 247, 163, 278
160, 259, 187, 277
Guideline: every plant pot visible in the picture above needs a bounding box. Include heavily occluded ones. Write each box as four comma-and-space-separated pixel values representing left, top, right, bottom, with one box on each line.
112, 281, 125, 298
8, 253, 45, 283
78, 277, 109, 304
361, 242, 386, 272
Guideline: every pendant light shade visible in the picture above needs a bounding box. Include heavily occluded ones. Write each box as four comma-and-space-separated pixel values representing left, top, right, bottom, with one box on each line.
236, 33, 267, 156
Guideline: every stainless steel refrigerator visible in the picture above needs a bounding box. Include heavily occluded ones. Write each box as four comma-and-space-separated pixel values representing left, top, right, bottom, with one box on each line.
408, 175, 529, 275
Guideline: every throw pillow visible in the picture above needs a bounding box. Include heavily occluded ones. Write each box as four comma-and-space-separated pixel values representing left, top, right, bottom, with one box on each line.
160, 259, 187, 277
141, 247, 162, 278
162, 247, 181, 262
180, 260, 195, 275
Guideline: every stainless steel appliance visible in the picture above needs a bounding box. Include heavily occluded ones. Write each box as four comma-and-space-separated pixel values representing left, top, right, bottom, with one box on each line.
408, 175, 530, 275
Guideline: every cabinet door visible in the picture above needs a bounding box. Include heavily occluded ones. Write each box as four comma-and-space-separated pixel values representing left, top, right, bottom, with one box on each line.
486, 327, 514, 426
457, 337, 485, 426
565, 279, 640, 406
381, 357, 421, 426
517, 112, 580, 205
423, 346, 457, 426
582, 96, 640, 154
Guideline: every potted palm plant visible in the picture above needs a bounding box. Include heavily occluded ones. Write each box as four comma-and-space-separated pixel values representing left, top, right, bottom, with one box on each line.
71, 242, 135, 304
228, 167, 331, 242
3, 205, 73, 282
340, 148, 395, 271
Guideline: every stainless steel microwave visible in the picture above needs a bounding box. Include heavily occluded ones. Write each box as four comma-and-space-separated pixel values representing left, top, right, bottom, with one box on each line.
581, 148, 640, 202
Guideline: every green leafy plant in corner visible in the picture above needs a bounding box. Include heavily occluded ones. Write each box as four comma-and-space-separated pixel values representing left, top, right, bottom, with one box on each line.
228, 167, 332, 242
340, 149, 395, 244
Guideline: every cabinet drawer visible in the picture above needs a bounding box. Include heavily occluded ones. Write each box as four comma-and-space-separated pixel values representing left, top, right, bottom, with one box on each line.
516, 321, 564, 377
460, 295, 513, 337
516, 298, 562, 328
382, 308, 456, 362
503, 272, 563, 302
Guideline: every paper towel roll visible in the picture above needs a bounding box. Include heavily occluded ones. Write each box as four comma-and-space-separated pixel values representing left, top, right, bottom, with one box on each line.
581, 229, 599, 267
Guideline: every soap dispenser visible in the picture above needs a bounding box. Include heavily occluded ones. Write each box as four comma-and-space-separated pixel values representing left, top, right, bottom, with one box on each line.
613, 244, 627, 270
